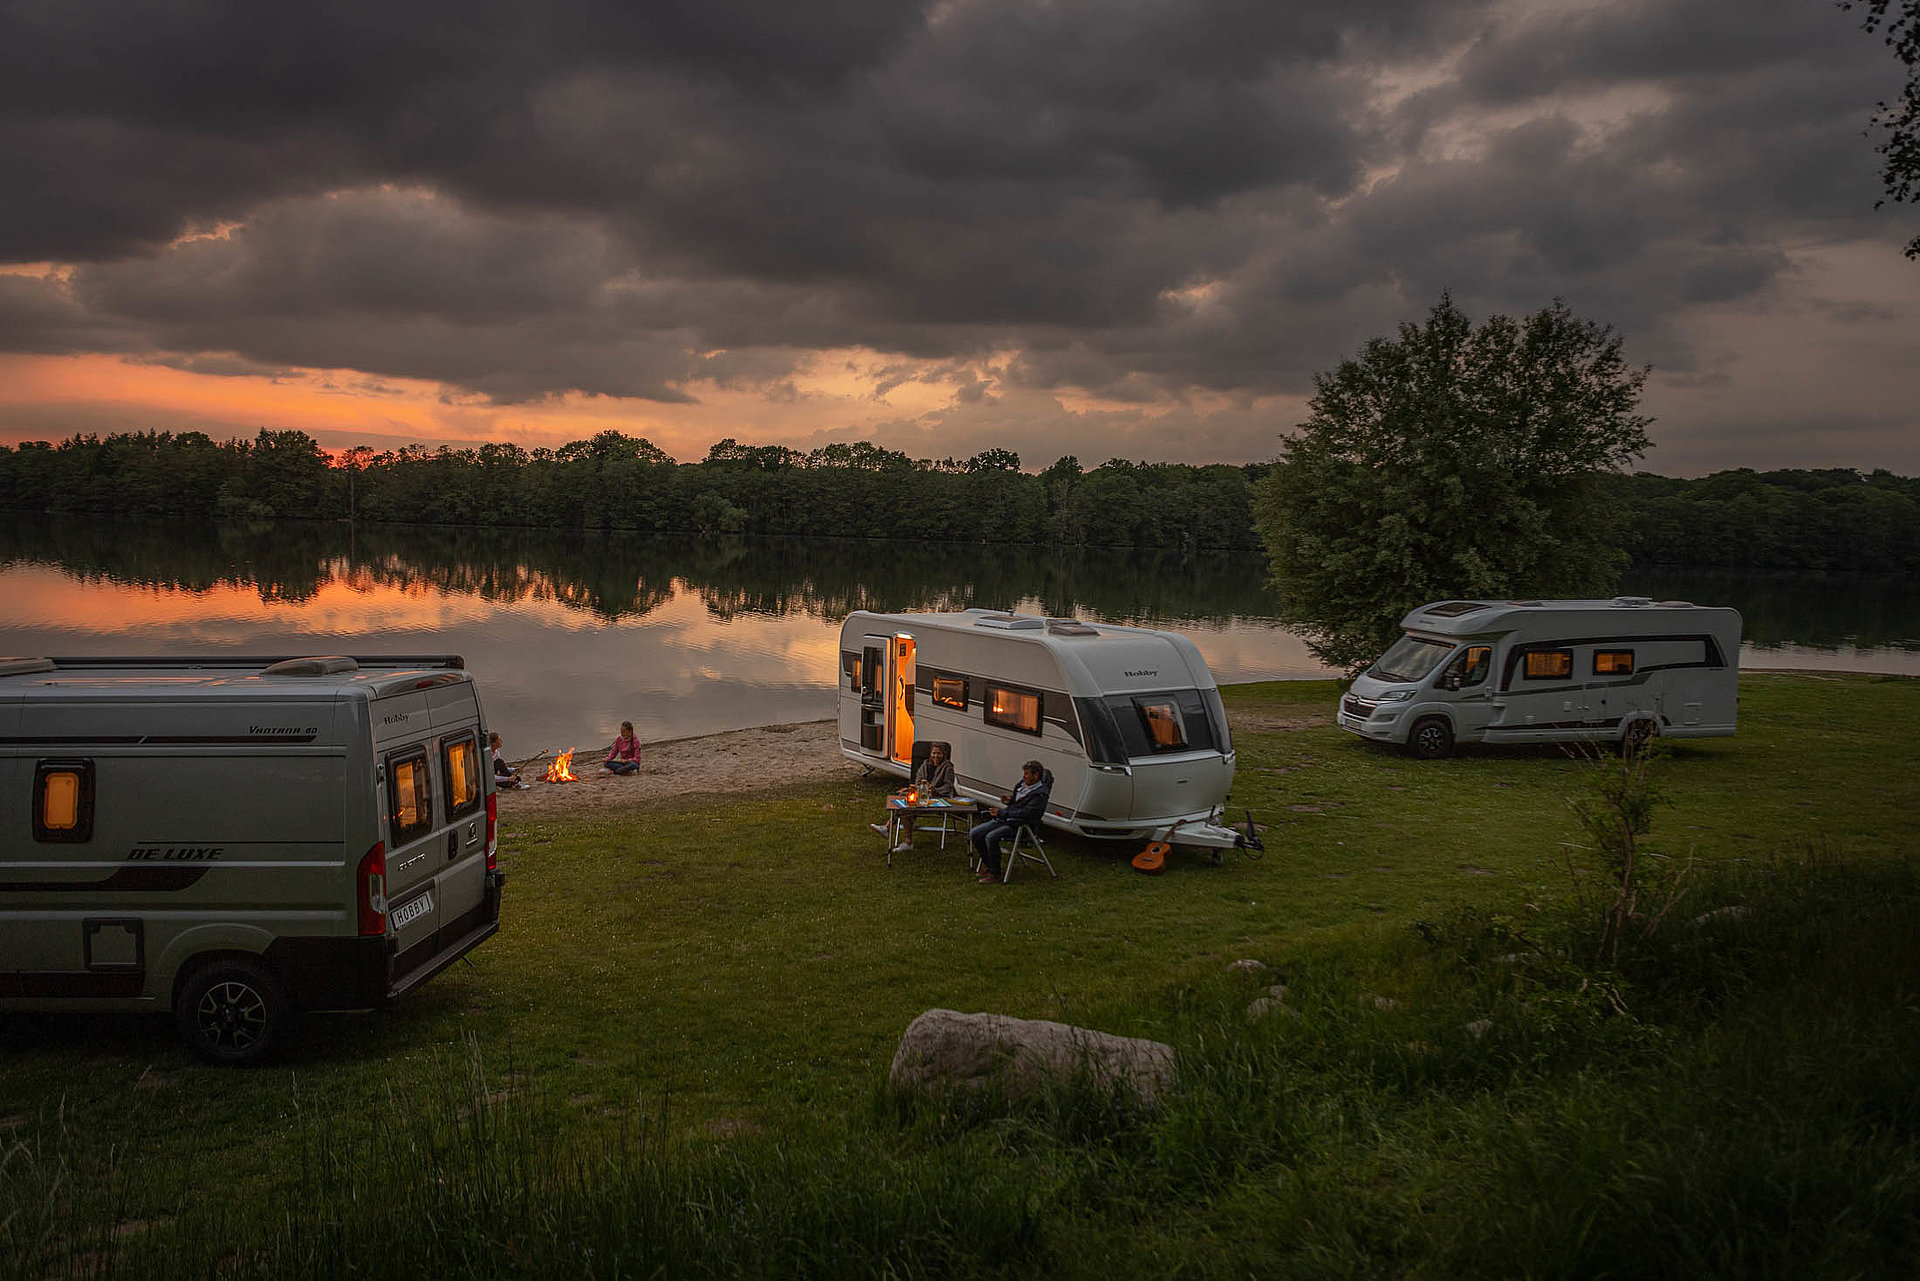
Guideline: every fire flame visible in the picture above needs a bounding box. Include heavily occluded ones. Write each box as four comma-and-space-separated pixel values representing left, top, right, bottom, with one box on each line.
544, 749, 578, 783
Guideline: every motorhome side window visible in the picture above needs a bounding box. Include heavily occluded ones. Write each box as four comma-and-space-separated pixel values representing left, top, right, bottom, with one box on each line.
1523, 649, 1573, 680
33, 759, 96, 843
932, 674, 968, 710
387, 749, 434, 843
842, 651, 860, 691
1443, 645, 1492, 689
442, 733, 482, 819
1594, 650, 1634, 676
984, 684, 1042, 735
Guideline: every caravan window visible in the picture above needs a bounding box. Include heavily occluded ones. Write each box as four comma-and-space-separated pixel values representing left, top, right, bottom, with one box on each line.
33, 759, 95, 843
842, 651, 861, 691
1099, 692, 1220, 758
931, 673, 968, 710
1594, 650, 1635, 676
1441, 645, 1492, 689
984, 684, 1043, 735
1136, 700, 1189, 751
387, 749, 434, 844
442, 733, 483, 819
1523, 649, 1573, 680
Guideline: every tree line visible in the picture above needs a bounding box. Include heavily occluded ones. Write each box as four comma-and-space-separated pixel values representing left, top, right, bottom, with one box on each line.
2, 426, 1917, 573
0, 430, 1263, 551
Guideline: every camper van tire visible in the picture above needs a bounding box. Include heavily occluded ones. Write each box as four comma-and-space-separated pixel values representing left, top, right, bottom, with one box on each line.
1407, 716, 1454, 760
176, 957, 291, 1066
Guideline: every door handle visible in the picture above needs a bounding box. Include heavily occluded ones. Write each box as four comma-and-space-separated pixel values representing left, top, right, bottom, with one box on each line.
447, 830, 459, 861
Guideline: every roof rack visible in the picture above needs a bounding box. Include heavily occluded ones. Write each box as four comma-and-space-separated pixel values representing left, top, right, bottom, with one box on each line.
44, 654, 467, 670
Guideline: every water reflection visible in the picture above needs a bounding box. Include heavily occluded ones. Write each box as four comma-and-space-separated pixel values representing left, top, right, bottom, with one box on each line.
0, 517, 1319, 750
1, 517, 1912, 752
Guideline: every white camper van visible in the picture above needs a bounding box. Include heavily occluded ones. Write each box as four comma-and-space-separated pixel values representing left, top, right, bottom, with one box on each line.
1339, 598, 1742, 758
837, 610, 1257, 852
0, 654, 507, 1063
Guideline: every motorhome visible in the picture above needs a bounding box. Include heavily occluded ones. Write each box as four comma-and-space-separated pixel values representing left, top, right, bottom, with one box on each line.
1339, 598, 1742, 757
837, 610, 1257, 853
0, 654, 507, 1063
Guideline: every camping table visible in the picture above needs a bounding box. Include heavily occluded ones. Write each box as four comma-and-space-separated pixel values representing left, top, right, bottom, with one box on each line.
882, 796, 981, 867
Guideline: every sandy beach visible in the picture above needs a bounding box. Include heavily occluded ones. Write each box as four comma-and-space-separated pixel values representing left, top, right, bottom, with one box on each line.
496, 720, 863, 816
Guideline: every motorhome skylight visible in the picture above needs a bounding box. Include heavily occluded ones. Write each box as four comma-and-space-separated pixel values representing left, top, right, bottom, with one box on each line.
1421, 601, 1489, 618
1045, 619, 1099, 636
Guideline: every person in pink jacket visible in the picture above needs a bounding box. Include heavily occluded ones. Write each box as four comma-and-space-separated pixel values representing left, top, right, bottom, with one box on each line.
604, 721, 642, 775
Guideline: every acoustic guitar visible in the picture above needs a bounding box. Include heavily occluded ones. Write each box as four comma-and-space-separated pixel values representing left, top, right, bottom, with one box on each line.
1131, 841, 1171, 874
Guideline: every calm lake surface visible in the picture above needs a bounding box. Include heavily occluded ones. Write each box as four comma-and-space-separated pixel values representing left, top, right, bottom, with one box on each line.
2, 517, 1914, 753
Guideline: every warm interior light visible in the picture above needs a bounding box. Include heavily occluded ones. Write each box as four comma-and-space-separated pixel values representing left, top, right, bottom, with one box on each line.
42, 771, 80, 830
447, 738, 478, 809
891, 635, 916, 763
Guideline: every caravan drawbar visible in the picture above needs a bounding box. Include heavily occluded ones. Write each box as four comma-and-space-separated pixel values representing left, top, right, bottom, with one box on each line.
837, 610, 1254, 851
0, 654, 506, 1063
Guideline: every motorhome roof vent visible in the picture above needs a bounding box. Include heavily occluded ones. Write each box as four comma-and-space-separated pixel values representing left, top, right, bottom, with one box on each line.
262, 656, 360, 676
1045, 618, 1100, 636
1655, 599, 1694, 608
1422, 601, 1490, 618
0, 658, 55, 677
1612, 596, 1654, 608
1506, 599, 1544, 607
973, 614, 1044, 630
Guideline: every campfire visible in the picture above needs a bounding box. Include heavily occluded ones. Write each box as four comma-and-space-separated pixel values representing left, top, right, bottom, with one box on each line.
543, 748, 578, 784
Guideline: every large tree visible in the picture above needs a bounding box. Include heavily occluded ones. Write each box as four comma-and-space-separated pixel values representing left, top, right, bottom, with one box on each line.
1846, 0, 1920, 257
1255, 296, 1652, 671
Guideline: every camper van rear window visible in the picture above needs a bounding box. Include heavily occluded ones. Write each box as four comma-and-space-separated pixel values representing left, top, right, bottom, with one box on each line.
932, 674, 968, 710
443, 734, 483, 819
34, 759, 95, 843
1523, 649, 1573, 680
985, 684, 1043, 735
842, 651, 861, 690
1594, 650, 1635, 676
388, 750, 434, 843
1136, 700, 1189, 751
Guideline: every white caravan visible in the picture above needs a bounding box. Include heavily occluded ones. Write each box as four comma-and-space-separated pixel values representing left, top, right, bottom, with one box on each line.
0, 654, 506, 1063
1339, 598, 1742, 757
837, 610, 1259, 853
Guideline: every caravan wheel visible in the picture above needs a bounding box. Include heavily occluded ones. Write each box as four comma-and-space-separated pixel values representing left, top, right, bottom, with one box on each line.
1407, 716, 1454, 760
1622, 718, 1659, 756
177, 959, 289, 1066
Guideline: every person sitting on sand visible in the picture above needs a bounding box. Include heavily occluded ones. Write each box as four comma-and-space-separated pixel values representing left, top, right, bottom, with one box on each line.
969, 760, 1051, 884
491, 731, 530, 790
889, 742, 955, 853
604, 721, 642, 775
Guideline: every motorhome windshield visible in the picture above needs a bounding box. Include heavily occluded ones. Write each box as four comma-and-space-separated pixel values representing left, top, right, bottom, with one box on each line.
1367, 635, 1455, 684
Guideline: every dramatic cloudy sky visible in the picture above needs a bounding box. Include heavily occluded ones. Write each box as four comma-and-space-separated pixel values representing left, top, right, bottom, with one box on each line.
2, 0, 1915, 473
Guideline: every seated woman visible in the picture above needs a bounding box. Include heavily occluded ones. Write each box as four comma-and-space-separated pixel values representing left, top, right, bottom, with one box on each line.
490, 731, 530, 790
891, 742, 955, 853
603, 721, 642, 775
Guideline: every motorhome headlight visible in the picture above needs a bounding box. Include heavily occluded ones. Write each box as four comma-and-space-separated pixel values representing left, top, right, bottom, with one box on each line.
1378, 689, 1416, 703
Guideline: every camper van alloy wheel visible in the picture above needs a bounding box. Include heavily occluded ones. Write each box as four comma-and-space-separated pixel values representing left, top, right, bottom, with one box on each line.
177, 959, 289, 1065
1408, 716, 1454, 760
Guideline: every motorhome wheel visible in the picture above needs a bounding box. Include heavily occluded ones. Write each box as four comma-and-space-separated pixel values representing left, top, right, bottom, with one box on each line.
1622, 718, 1659, 756
1408, 716, 1454, 760
177, 959, 290, 1066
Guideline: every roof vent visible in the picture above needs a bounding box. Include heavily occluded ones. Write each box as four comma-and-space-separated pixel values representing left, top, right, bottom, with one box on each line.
0, 658, 55, 677
1655, 599, 1694, 608
973, 614, 1044, 631
1506, 600, 1544, 607
262, 656, 360, 676
1045, 618, 1100, 636
1612, 596, 1653, 608
1422, 601, 1490, 618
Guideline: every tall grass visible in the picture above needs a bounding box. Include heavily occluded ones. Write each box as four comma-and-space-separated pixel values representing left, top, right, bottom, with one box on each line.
8, 845, 1916, 1279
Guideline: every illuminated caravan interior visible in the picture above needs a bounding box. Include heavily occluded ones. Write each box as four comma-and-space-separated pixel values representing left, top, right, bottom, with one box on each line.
836, 609, 1258, 853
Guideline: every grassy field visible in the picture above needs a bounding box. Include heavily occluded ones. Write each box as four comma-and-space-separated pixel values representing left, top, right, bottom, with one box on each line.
3, 673, 1917, 1277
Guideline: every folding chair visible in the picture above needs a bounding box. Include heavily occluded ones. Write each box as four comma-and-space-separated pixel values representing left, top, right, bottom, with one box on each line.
995, 822, 1056, 882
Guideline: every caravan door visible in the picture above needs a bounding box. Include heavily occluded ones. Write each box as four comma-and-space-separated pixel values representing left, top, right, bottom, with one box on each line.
887, 634, 916, 766
857, 636, 888, 755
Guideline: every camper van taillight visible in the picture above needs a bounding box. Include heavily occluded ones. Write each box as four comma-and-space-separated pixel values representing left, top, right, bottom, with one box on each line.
484, 793, 498, 871
358, 841, 388, 936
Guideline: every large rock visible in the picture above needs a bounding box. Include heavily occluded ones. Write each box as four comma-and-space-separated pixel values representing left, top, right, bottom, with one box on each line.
889, 1009, 1176, 1105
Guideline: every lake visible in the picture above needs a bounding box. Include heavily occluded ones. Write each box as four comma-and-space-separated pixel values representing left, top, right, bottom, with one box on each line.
1, 516, 1914, 754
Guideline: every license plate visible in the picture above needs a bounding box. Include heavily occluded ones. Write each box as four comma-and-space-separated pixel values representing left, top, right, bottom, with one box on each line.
390, 889, 434, 931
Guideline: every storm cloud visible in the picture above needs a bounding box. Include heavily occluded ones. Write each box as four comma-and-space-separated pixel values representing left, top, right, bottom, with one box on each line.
0, 0, 1913, 464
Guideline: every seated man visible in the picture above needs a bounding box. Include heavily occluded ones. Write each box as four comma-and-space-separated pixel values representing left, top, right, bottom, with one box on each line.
969, 759, 1051, 885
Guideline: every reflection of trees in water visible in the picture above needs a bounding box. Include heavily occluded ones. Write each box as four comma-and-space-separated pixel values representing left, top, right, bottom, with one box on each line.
0, 516, 1280, 625
1621, 568, 1920, 651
